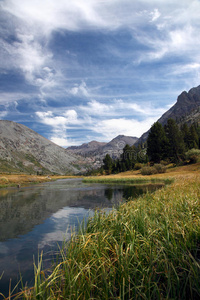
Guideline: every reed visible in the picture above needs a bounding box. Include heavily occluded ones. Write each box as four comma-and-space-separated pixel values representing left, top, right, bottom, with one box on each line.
7, 175, 200, 299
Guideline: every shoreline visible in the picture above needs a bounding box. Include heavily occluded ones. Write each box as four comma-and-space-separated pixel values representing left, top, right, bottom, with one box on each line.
0, 174, 81, 189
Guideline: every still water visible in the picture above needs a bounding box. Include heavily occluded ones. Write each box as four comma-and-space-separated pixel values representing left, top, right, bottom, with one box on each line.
0, 178, 161, 297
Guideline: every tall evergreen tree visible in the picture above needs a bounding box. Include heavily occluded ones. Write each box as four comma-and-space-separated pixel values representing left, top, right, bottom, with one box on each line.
147, 122, 168, 163
189, 124, 199, 149
181, 123, 190, 150
121, 144, 137, 170
103, 154, 113, 175
164, 119, 185, 163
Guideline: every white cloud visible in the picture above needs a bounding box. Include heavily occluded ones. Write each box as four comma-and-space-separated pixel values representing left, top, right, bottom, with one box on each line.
169, 63, 200, 75
150, 8, 161, 22
118, 101, 167, 117
80, 100, 113, 115
50, 137, 71, 147
135, 24, 197, 62
36, 109, 79, 146
79, 99, 167, 119
63, 110, 78, 120
0, 92, 31, 104
0, 110, 7, 119
70, 81, 89, 97
93, 117, 158, 140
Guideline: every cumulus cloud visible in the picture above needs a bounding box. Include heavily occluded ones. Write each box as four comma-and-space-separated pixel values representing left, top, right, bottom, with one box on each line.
70, 81, 89, 97
79, 100, 114, 116
36, 109, 78, 146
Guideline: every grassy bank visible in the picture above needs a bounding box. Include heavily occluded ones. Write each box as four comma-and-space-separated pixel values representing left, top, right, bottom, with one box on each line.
7, 173, 200, 299
0, 174, 79, 189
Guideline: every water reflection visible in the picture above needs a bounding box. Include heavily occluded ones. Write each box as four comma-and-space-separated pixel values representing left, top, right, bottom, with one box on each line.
104, 183, 162, 202
0, 179, 162, 297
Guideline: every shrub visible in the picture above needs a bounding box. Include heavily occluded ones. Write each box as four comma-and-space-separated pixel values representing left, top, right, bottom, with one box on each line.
185, 148, 200, 164
141, 164, 167, 175
134, 163, 143, 170
154, 163, 167, 173
160, 159, 170, 166
140, 166, 157, 175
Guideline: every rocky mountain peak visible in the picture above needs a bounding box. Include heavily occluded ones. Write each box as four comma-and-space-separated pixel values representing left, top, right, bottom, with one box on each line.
177, 85, 200, 106
136, 84, 200, 145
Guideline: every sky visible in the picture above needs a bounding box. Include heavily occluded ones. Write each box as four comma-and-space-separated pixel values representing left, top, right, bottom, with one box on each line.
0, 0, 200, 147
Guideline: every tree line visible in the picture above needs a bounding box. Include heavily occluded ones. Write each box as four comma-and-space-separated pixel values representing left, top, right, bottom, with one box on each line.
102, 119, 200, 175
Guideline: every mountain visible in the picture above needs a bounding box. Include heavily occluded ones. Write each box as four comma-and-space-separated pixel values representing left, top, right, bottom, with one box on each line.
137, 85, 200, 145
0, 120, 86, 174
67, 135, 138, 162
158, 85, 200, 124
68, 141, 107, 156
102, 135, 138, 157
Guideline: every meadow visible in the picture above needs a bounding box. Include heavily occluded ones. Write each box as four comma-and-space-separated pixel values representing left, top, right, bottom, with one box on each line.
4, 164, 200, 300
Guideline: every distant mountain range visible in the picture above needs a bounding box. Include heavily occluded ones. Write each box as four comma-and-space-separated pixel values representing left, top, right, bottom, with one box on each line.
67, 135, 138, 160
0, 85, 200, 174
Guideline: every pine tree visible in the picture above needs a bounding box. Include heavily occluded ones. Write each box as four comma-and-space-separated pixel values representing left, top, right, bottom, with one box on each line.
189, 124, 199, 149
103, 154, 113, 175
147, 122, 168, 163
164, 119, 185, 163
181, 123, 190, 150
121, 144, 136, 170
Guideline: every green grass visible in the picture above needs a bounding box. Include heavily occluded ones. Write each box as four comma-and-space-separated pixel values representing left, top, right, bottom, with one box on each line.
83, 176, 174, 185
5, 175, 200, 299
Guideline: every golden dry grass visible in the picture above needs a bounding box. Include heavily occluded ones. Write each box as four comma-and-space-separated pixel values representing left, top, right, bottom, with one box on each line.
0, 174, 78, 188
86, 162, 200, 182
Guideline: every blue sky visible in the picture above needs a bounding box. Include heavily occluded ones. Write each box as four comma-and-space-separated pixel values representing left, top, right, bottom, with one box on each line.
1, 0, 200, 147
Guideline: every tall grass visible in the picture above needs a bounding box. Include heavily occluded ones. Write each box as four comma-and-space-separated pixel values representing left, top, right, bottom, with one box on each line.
6, 175, 200, 299
83, 176, 174, 185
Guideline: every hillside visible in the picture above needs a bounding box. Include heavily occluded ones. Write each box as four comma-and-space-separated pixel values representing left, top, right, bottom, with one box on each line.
137, 85, 200, 144
0, 120, 86, 175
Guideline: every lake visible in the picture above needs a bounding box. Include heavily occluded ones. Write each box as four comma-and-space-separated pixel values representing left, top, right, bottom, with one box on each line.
0, 178, 162, 297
